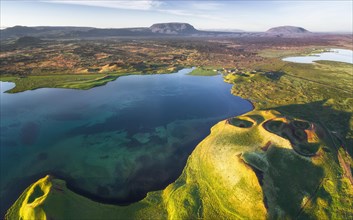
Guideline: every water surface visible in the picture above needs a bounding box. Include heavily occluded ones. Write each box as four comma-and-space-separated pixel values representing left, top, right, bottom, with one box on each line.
0, 69, 252, 214
282, 48, 353, 64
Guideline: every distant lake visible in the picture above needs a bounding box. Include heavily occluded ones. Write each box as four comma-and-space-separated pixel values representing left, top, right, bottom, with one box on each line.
282, 48, 353, 64
0, 68, 252, 214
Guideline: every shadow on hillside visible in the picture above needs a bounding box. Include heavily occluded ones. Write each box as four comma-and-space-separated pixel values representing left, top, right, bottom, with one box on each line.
268, 99, 353, 156
263, 146, 325, 219
262, 71, 285, 81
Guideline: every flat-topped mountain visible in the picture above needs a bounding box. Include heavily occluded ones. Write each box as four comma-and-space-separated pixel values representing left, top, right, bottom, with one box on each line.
149, 23, 198, 35
266, 26, 310, 34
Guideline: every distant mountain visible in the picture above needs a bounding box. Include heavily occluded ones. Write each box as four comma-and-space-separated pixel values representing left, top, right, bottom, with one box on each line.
15, 36, 43, 46
0, 25, 94, 39
76, 27, 153, 37
266, 26, 310, 34
149, 23, 198, 35
0, 24, 319, 40
0, 23, 201, 39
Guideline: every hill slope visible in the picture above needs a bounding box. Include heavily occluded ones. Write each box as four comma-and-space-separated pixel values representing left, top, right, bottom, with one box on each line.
14, 36, 43, 46
0, 26, 93, 39
266, 26, 310, 34
6, 110, 353, 219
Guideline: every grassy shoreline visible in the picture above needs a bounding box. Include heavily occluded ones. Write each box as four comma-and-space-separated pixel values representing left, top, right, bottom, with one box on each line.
187, 67, 220, 76
0, 66, 186, 93
0, 74, 121, 93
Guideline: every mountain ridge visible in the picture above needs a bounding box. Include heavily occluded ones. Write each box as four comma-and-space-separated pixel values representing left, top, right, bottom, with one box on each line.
0, 23, 320, 39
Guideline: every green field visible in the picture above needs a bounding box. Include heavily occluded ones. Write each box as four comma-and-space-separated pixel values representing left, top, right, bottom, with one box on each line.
0, 74, 124, 93
187, 67, 220, 76
226, 58, 353, 155
0, 67, 220, 93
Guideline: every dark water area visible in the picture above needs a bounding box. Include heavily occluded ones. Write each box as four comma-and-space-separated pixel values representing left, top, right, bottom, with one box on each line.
0, 68, 253, 215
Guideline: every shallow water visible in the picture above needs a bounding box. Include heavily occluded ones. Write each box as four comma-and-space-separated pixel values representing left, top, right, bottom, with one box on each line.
282, 48, 353, 64
0, 69, 252, 214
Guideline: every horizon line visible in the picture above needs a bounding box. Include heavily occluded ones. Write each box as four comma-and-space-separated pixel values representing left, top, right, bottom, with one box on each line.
1, 24, 353, 34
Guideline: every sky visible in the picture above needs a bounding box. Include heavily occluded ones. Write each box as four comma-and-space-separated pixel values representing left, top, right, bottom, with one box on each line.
1, 0, 352, 32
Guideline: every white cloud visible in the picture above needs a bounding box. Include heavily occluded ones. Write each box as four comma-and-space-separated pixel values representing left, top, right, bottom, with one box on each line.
157, 8, 225, 21
190, 2, 222, 11
41, 0, 225, 21
154, 1, 225, 21
43, 0, 162, 10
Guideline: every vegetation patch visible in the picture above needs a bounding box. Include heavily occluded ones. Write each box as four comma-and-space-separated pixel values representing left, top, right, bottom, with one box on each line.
228, 117, 254, 128
0, 74, 121, 93
187, 67, 219, 76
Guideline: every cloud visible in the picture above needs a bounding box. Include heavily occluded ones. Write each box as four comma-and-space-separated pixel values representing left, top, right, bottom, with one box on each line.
38, 0, 226, 25
42, 0, 224, 20
154, 1, 225, 20
156, 8, 225, 21
190, 2, 222, 11
43, 0, 162, 10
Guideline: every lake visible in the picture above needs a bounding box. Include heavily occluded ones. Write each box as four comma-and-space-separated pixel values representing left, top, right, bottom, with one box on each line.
282, 48, 353, 64
0, 68, 252, 214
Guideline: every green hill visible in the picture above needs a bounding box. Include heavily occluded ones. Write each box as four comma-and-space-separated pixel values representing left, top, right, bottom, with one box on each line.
6, 110, 353, 219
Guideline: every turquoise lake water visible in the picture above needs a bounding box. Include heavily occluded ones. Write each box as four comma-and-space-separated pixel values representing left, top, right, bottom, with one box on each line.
0, 68, 253, 214
282, 48, 353, 64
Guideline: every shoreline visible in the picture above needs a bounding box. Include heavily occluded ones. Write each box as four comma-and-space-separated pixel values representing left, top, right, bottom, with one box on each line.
1, 68, 255, 215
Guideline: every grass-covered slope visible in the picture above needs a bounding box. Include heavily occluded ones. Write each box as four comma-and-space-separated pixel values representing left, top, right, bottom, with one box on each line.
187, 67, 219, 76
0, 69, 182, 93
6, 110, 353, 219
0, 74, 121, 93
225, 59, 353, 154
